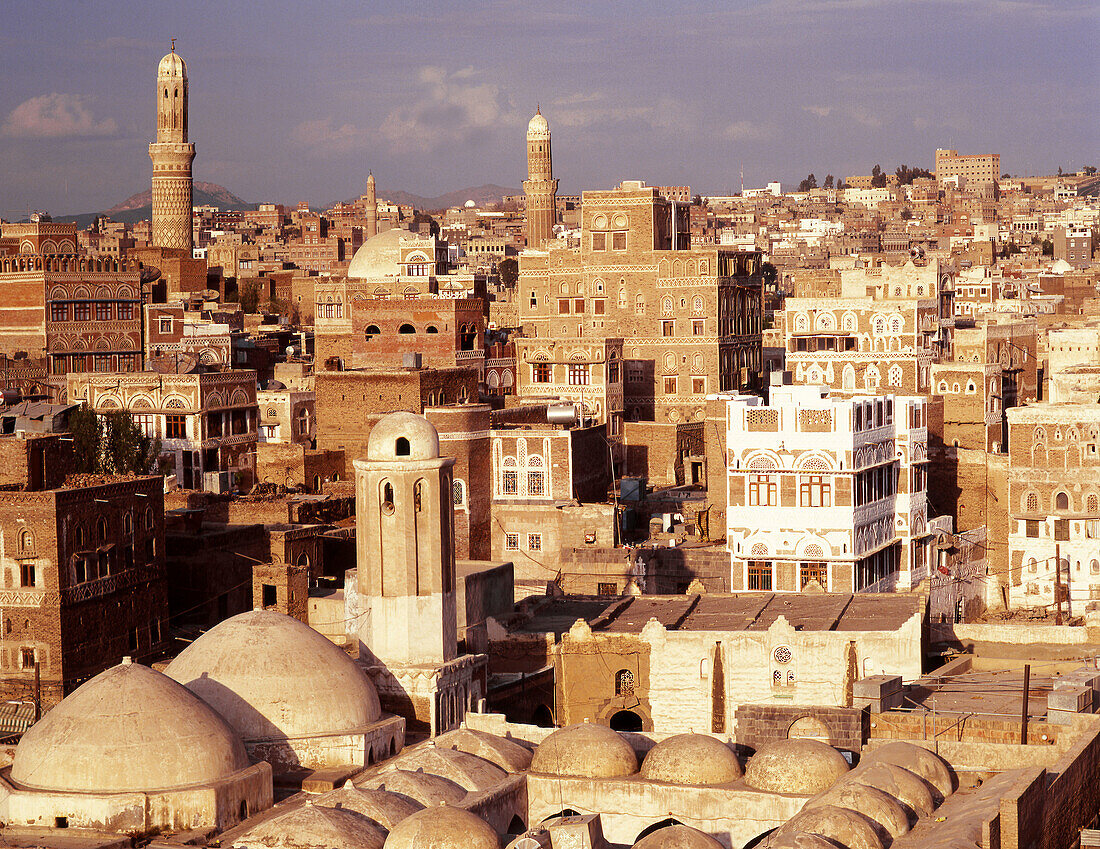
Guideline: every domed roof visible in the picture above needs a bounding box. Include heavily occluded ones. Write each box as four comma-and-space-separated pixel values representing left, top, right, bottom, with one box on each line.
862, 742, 953, 800
11, 660, 248, 793
347, 227, 410, 279
529, 722, 638, 779
773, 805, 883, 849
765, 833, 844, 849
366, 412, 440, 462
158, 50, 187, 78
804, 784, 910, 841
315, 786, 422, 831
743, 739, 849, 795
383, 805, 501, 849
527, 109, 550, 138
640, 734, 742, 785
360, 769, 468, 807
164, 609, 381, 743
435, 728, 533, 772
235, 802, 385, 849
387, 747, 508, 791
632, 825, 724, 849
844, 762, 936, 819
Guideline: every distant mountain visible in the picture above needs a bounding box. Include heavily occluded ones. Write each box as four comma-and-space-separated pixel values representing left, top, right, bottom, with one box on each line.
344, 184, 519, 212
47, 182, 254, 229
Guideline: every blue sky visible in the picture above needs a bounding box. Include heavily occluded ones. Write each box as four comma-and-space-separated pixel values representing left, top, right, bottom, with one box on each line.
1, 0, 1096, 218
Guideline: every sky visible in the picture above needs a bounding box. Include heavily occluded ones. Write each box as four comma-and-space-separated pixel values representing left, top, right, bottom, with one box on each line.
1, 0, 1097, 219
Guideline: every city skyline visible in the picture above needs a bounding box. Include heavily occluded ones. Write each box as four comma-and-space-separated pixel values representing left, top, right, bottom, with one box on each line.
2, 0, 1097, 219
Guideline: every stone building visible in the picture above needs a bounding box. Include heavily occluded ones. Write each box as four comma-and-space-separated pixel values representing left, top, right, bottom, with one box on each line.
518, 180, 764, 430
523, 108, 558, 247
145, 300, 235, 370
512, 336, 624, 428
715, 381, 936, 595
149, 45, 196, 253
934, 148, 1000, 187
68, 369, 258, 491
0, 472, 168, 709
256, 387, 314, 445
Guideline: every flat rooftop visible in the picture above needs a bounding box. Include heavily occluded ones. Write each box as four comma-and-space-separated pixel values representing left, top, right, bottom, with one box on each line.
518, 592, 921, 636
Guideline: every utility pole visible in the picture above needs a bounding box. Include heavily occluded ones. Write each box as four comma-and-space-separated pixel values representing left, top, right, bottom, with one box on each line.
33, 659, 40, 721
1055, 543, 1063, 625
1021, 663, 1031, 745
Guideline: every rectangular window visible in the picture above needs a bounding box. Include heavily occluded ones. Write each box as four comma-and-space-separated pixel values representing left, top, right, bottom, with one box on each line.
19, 561, 35, 588
627, 363, 644, 383
692, 376, 706, 394
74, 302, 90, 322
50, 303, 68, 322
165, 414, 187, 439
93, 354, 111, 372
1054, 519, 1070, 541
95, 302, 112, 321
800, 475, 832, 507
117, 353, 136, 372
558, 299, 570, 315
574, 298, 584, 314
598, 582, 618, 595
262, 584, 277, 608
528, 471, 545, 496
527, 533, 542, 551
20, 647, 35, 669
748, 475, 777, 507
663, 376, 677, 394
505, 533, 519, 551
748, 561, 773, 591
133, 414, 156, 438
662, 320, 675, 337
532, 362, 551, 383
593, 299, 605, 315
612, 231, 627, 251
693, 319, 704, 336
592, 232, 606, 251
1025, 519, 1040, 538
159, 316, 173, 334
568, 363, 589, 385
502, 470, 518, 495
117, 302, 134, 321
800, 562, 827, 590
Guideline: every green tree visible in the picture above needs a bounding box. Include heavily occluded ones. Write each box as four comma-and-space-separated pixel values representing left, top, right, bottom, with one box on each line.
238, 279, 261, 313
1042, 239, 1054, 257
69, 404, 102, 474
498, 257, 519, 288
895, 164, 933, 185
1084, 165, 1097, 176
823, 174, 834, 189
836, 178, 846, 191
761, 261, 778, 290
797, 173, 817, 192
871, 165, 887, 188
68, 405, 160, 475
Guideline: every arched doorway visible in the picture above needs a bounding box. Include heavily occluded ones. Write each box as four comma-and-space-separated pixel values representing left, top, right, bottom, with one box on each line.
507, 814, 526, 834
635, 818, 683, 842
531, 704, 555, 728
609, 709, 643, 732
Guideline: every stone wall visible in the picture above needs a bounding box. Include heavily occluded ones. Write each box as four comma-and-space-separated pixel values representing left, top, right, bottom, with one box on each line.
734, 704, 866, 752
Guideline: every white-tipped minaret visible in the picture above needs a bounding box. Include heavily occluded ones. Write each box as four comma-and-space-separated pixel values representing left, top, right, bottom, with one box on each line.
523, 107, 558, 248
148, 41, 196, 252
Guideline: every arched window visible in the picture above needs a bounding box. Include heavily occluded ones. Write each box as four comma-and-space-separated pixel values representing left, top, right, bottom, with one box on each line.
1026, 492, 1039, 512
395, 437, 410, 456
661, 297, 673, 316
1087, 494, 1099, 514
97, 518, 108, 543
426, 325, 438, 334
381, 481, 395, 515
888, 365, 903, 387
398, 323, 415, 334
615, 669, 635, 696
1055, 491, 1069, 511
20, 530, 33, 552
452, 479, 466, 507
365, 324, 381, 338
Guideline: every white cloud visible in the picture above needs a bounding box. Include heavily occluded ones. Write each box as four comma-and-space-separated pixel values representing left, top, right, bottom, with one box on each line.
1, 94, 118, 138
722, 121, 775, 141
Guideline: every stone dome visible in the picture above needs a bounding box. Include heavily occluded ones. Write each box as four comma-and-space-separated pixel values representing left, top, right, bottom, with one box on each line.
360, 769, 468, 807
773, 805, 883, 849
765, 833, 843, 849
804, 784, 910, 841
11, 660, 248, 793
366, 412, 440, 462
632, 824, 725, 849
236, 802, 385, 849
158, 50, 187, 78
347, 227, 410, 279
383, 805, 501, 849
435, 728, 533, 772
529, 723, 638, 779
315, 786, 423, 831
388, 747, 508, 792
863, 742, 954, 800
743, 739, 849, 795
640, 734, 742, 785
164, 609, 381, 743
527, 109, 550, 139
844, 762, 936, 819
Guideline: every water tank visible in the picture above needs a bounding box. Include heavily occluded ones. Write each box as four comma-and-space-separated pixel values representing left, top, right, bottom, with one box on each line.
547, 403, 577, 425
403, 352, 423, 369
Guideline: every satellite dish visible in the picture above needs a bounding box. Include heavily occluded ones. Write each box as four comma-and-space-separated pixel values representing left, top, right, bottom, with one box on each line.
150, 351, 200, 374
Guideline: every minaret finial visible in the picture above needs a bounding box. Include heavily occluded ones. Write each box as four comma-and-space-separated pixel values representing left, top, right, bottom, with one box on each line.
536, 103, 540, 115
171, 37, 176, 53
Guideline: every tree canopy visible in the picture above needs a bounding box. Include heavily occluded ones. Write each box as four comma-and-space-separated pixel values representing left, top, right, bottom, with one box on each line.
69, 405, 161, 476
797, 173, 817, 192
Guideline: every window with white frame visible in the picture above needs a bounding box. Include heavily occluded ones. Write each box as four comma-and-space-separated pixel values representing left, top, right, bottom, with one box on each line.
527, 533, 542, 551
505, 533, 519, 551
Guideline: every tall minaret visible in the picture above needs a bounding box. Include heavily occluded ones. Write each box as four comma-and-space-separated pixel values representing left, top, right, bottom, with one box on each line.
523, 107, 558, 248
366, 171, 377, 238
148, 42, 196, 253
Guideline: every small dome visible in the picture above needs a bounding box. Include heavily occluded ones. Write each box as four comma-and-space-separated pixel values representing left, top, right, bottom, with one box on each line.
464, 199, 476, 208
11, 661, 247, 793
804, 784, 910, 841
387, 747, 507, 791
530, 723, 638, 779
360, 769, 468, 807
632, 825, 724, 849
383, 805, 501, 849
743, 739, 849, 795
164, 609, 381, 744
435, 728, 533, 772
765, 834, 844, 849
844, 762, 936, 819
348, 227, 410, 279
862, 742, 953, 800
366, 412, 440, 462
640, 735, 742, 785
773, 805, 883, 849
235, 803, 385, 849
315, 786, 422, 831
158, 50, 187, 78
527, 109, 550, 139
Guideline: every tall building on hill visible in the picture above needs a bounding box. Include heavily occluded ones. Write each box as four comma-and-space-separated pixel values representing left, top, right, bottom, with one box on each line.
149, 44, 196, 253
523, 108, 558, 247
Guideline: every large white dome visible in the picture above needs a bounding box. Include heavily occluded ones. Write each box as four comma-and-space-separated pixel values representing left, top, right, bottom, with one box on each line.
11, 660, 248, 793
165, 609, 381, 742
347, 227, 409, 279
158, 51, 187, 78
527, 109, 550, 138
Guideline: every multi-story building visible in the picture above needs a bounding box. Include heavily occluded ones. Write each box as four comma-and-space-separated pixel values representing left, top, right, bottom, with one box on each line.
1006, 403, 1100, 614
518, 180, 764, 426
1054, 225, 1094, 270
934, 149, 1000, 187
68, 370, 258, 491
144, 301, 235, 370
512, 336, 624, 429
716, 380, 935, 596
256, 387, 314, 445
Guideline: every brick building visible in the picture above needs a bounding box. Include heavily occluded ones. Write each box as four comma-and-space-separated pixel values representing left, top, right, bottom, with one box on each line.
512, 336, 624, 429
934, 148, 1001, 186
0, 470, 167, 709
256, 388, 314, 445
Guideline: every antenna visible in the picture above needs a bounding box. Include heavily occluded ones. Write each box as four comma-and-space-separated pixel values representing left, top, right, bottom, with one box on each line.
740, 162, 744, 196
171, 37, 176, 52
